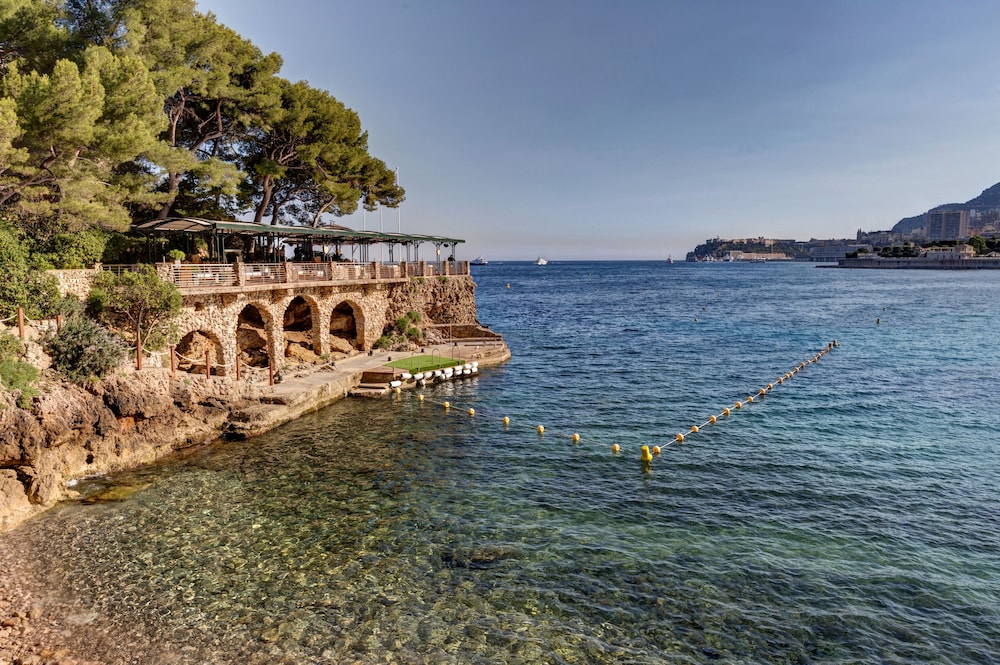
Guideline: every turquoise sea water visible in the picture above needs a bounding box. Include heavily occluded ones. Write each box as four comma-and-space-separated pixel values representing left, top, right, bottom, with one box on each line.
2, 261, 1000, 664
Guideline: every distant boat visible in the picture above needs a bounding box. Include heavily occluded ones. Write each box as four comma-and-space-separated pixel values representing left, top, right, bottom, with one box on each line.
667, 255, 674, 264
472, 256, 488, 265
535, 257, 548, 265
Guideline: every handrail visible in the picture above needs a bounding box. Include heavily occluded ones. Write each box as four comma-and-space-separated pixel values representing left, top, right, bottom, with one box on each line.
137, 260, 471, 290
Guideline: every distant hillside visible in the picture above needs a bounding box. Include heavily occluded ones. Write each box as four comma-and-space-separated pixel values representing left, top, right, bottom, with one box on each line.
892, 182, 1000, 234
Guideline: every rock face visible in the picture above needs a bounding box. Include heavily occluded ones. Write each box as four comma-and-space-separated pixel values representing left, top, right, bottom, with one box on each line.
0, 368, 248, 532
387, 276, 479, 327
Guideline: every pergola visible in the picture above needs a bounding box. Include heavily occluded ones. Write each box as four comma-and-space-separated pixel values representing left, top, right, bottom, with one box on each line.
131, 217, 465, 263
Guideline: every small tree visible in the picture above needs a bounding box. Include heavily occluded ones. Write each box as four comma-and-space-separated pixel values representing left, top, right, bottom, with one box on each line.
969, 235, 988, 256
87, 265, 182, 351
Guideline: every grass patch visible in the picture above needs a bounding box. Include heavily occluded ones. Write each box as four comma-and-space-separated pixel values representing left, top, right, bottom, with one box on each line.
385, 355, 464, 372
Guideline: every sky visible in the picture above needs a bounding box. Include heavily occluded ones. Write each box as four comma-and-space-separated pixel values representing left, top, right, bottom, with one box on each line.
194, 0, 1000, 260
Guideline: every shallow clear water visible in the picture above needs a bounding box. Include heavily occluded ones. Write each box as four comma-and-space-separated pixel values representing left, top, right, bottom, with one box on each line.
3, 261, 1000, 664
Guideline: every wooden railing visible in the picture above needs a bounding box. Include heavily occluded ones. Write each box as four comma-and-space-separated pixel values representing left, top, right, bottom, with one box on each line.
105, 260, 471, 291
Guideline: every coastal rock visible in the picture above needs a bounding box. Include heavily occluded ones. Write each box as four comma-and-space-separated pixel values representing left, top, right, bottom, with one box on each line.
0, 470, 31, 531
440, 544, 523, 569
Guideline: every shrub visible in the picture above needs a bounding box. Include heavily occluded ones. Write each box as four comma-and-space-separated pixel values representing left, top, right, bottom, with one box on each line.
0, 331, 22, 362
42, 317, 125, 383
0, 359, 39, 409
375, 335, 393, 350
167, 249, 186, 261
33, 229, 109, 269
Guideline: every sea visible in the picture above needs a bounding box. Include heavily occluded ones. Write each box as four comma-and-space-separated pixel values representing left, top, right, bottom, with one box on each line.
2, 260, 999, 664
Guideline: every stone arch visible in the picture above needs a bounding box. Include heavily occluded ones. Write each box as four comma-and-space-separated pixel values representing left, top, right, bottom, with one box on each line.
328, 299, 365, 354
237, 302, 272, 368
175, 329, 227, 376
282, 294, 322, 363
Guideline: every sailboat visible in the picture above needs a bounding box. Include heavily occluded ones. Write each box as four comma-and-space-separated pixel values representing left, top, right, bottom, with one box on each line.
535, 257, 548, 265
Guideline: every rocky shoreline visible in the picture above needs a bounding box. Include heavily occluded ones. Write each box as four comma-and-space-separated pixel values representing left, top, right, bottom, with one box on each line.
0, 335, 509, 664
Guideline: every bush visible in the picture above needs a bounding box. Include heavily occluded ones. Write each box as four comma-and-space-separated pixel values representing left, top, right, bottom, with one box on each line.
167, 249, 186, 261
0, 331, 23, 362
375, 335, 393, 350
0, 359, 39, 408
33, 229, 109, 269
0, 224, 65, 319
42, 317, 125, 383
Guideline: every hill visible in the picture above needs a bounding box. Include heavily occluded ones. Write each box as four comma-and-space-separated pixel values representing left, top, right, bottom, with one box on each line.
892, 182, 1000, 234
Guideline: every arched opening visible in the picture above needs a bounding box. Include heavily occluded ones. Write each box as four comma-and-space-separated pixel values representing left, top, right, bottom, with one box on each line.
237, 303, 270, 368
283, 295, 318, 363
329, 301, 362, 355
175, 330, 226, 376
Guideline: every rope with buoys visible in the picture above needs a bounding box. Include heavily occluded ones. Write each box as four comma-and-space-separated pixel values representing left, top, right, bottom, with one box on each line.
393, 340, 841, 468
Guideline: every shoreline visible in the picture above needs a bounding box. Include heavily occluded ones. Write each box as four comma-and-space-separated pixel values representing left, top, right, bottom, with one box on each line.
0, 340, 510, 664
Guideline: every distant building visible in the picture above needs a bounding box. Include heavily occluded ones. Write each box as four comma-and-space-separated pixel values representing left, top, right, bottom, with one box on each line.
923, 244, 975, 260
926, 209, 969, 241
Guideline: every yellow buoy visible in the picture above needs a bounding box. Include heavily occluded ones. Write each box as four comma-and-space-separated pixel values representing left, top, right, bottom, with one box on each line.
506, 283, 511, 289
502, 416, 510, 426
611, 443, 620, 453
652, 446, 661, 455
418, 394, 424, 402
690, 425, 699, 433
722, 407, 730, 416
537, 425, 545, 434
572, 433, 580, 442
394, 386, 401, 394
675, 433, 685, 442
766, 383, 773, 390
709, 415, 717, 424
735, 401, 742, 409
747, 395, 754, 403
468, 408, 475, 416
641, 445, 653, 463
443, 401, 450, 409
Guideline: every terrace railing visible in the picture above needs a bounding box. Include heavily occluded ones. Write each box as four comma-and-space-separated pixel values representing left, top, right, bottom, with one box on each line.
107, 259, 471, 291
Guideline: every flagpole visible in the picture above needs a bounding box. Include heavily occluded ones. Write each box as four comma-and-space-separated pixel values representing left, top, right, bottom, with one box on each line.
379, 204, 384, 263
395, 167, 401, 233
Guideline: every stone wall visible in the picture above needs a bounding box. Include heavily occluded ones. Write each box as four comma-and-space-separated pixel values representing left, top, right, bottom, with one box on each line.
48, 268, 99, 299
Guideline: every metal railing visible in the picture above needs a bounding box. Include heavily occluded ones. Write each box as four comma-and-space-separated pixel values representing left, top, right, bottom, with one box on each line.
102, 260, 471, 290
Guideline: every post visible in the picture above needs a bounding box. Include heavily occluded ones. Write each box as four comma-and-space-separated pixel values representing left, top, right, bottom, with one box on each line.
235, 352, 241, 380
268, 361, 274, 386
17, 306, 24, 339
205, 350, 211, 380
169, 345, 176, 378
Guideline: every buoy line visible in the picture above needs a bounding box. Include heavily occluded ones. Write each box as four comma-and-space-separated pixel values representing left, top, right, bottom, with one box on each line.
396, 341, 840, 467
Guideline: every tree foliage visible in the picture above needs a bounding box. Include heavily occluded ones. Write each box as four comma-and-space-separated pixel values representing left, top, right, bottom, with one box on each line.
0, 221, 61, 318
0, 0, 403, 251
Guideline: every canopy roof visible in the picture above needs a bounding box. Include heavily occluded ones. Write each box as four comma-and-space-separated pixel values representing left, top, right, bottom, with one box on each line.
132, 217, 464, 246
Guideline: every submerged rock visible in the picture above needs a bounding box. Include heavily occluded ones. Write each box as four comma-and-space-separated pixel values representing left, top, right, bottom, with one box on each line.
440, 544, 523, 570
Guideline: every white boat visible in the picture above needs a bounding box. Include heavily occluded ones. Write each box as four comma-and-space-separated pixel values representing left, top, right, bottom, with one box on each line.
472, 256, 488, 265
535, 257, 548, 265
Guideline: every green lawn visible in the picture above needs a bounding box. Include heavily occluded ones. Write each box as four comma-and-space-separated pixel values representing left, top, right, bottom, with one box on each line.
385, 355, 465, 372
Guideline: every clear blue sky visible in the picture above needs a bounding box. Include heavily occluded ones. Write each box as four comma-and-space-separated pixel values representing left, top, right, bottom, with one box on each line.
195, 0, 1000, 260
